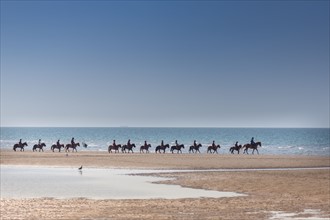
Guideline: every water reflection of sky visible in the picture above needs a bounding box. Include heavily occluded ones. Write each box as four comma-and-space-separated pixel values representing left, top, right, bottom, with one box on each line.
1, 166, 245, 200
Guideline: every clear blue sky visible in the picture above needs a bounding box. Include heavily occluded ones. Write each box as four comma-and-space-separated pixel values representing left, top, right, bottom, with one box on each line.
1, 0, 329, 127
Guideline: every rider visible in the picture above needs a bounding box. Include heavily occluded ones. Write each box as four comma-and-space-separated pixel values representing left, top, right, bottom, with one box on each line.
175, 140, 179, 146
235, 141, 239, 148
212, 140, 216, 147
250, 137, 255, 145
161, 140, 164, 147
144, 140, 148, 147
112, 140, 116, 147
57, 139, 60, 147
38, 139, 41, 146
127, 139, 131, 146
193, 140, 197, 147
19, 139, 22, 145
71, 137, 75, 146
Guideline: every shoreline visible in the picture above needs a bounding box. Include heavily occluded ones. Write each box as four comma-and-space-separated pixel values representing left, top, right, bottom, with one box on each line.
1, 149, 330, 219
1, 149, 329, 169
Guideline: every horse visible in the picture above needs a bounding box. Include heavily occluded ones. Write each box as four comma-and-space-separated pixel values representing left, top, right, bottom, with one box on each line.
122, 143, 136, 153
108, 144, 122, 153
140, 144, 152, 153
243, 142, 262, 154
155, 144, 169, 153
189, 143, 202, 153
207, 145, 221, 154
229, 145, 242, 154
32, 143, 46, 152
65, 143, 80, 152
13, 142, 28, 151
170, 144, 185, 153
51, 144, 64, 152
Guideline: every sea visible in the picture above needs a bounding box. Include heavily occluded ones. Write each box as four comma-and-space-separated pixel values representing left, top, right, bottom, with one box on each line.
0, 127, 329, 156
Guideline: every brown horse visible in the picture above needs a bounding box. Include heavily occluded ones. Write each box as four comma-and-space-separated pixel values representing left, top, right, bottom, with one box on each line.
155, 144, 169, 153
229, 145, 242, 154
122, 143, 136, 153
108, 144, 122, 153
65, 143, 80, 152
33, 143, 46, 152
13, 142, 28, 151
51, 144, 64, 152
189, 143, 202, 153
243, 142, 262, 154
140, 144, 152, 153
170, 144, 185, 153
207, 145, 221, 154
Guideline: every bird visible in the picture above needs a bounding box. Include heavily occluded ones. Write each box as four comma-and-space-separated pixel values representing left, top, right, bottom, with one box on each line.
78, 166, 82, 170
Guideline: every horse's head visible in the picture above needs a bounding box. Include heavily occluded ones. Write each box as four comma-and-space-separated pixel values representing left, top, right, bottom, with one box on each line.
257, 142, 261, 147
76, 143, 80, 147
23, 142, 28, 146
217, 145, 221, 149
198, 143, 202, 147
41, 143, 46, 147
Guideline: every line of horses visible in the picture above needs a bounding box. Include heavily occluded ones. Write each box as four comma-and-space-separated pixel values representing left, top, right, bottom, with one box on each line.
13, 142, 80, 153
13, 141, 262, 154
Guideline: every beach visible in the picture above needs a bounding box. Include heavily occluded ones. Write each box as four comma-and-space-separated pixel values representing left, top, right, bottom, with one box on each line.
1, 150, 329, 219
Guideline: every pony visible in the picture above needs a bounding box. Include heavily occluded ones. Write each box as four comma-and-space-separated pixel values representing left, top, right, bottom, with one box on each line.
155, 144, 169, 153
13, 142, 28, 151
243, 142, 262, 154
122, 143, 136, 153
207, 145, 221, 154
170, 144, 185, 153
51, 144, 64, 152
140, 144, 152, 153
108, 144, 122, 153
32, 143, 46, 152
229, 145, 242, 154
189, 143, 202, 153
65, 143, 80, 152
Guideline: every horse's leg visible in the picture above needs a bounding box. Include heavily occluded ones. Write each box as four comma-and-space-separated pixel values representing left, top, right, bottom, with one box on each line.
256, 149, 259, 155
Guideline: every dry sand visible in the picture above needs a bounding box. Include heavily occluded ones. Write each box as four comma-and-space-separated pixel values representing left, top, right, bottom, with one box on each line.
1, 150, 329, 219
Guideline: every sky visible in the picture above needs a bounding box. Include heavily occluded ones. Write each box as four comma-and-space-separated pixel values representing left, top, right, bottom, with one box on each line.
1, 0, 329, 128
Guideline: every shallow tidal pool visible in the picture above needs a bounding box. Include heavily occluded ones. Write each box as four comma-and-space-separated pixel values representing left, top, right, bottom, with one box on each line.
1, 166, 245, 200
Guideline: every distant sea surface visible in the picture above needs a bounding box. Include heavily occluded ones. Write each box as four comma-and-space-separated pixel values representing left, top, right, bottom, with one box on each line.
0, 127, 329, 156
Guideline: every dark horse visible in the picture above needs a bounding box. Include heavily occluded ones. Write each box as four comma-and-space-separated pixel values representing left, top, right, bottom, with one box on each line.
207, 145, 221, 154
229, 145, 242, 154
65, 143, 80, 152
51, 144, 64, 152
140, 144, 152, 153
33, 143, 46, 152
170, 144, 185, 153
189, 143, 202, 153
155, 144, 169, 153
122, 144, 136, 153
13, 142, 28, 151
108, 144, 122, 153
243, 142, 262, 154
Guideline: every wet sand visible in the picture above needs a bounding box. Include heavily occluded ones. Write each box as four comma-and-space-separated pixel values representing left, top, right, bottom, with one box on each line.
1, 150, 329, 219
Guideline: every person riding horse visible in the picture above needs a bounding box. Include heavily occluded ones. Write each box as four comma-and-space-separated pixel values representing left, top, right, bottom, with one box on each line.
193, 140, 197, 147
235, 141, 239, 148
71, 137, 75, 146
251, 137, 255, 145
161, 140, 164, 147
144, 140, 148, 147
19, 139, 22, 146
112, 140, 117, 147
212, 140, 216, 148
127, 139, 131, 147
57, 139, 61, 147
